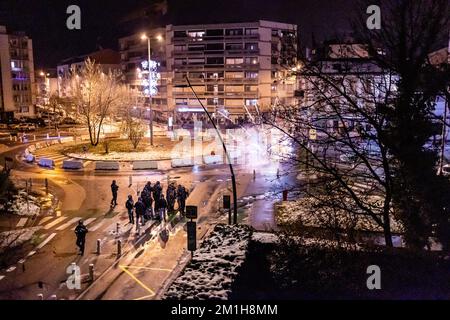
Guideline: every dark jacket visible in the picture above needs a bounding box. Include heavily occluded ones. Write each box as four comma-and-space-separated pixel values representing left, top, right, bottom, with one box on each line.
111, 183, 119, 194
135, 200, 146, 215
75, 225, 88, 238
125, 199, 134, 210
158, 198, 167, 209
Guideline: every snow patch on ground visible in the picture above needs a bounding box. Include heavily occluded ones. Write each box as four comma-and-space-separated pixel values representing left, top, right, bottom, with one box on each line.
276, 199, 404, 233
163, 224, 252, 300
7, 191, 41, 216
0, 227, 41, 251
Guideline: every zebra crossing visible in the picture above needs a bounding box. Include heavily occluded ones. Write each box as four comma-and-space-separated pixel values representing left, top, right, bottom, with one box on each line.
30, 150, 92, 170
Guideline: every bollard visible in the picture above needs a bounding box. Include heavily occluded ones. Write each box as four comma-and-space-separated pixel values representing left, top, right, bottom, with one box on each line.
96, 239, 101, 255
9, 135, 12, 141
117, 240, 122, 256
89, 264, 94, 282
45, 178, 48, 194
29, 178, 32, 191
19, 261, 25, 272
33, 135, 36, 141
282, 190, 288, 201
46, 133, 49, 139
277, 168, 280, 179
37, 294, 44, 300
116, 222, 120, 235
253, 169, 256, 180
14, 136, 17, 142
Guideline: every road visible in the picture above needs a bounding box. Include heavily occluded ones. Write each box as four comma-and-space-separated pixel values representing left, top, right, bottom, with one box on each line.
0, 130, 297, 300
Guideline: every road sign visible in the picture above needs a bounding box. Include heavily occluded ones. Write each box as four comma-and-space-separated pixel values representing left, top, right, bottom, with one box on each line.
223, 195, 231, 209
187, 221, 196, 251
185, 205, 198, 219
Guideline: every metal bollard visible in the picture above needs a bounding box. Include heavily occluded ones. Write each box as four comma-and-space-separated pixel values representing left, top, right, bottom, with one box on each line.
45, 178, 48, 194
253, 169, 256, 180
116, 222, 120, 235
89, 264, 94, 282
9, 135, 12, 141
277, 168, 280, 179
46, 133, 49, 139
117, 240, 122, 256
37, 294, 44, 300
96, 239, 101, 255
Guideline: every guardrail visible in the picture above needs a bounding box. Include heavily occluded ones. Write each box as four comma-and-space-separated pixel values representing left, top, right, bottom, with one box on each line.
38, 158, 54, 168
95, 161, 120, 170
62, 160, 83, 170
132, 160, 158, 170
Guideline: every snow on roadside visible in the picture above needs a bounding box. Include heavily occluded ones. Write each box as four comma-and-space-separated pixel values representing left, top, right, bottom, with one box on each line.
163, 224, 252, 300
276, 199, 404, 233
252, 232, 362, 250
9, 191, 40, 216
0, 227, 41, 251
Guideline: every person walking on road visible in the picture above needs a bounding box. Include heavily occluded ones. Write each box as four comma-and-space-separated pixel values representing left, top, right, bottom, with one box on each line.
166, 183, 176, 213
153, 181, 162, 213
135, 197, 146, 227
110, 180, 119, 207
125, 195, 134, 224
74, 220, 88, 255
158, 194, 168, 222
176, 185, 189, 216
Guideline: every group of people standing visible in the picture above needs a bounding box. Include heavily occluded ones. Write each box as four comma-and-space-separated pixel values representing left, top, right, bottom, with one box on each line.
115, 180, 189, 227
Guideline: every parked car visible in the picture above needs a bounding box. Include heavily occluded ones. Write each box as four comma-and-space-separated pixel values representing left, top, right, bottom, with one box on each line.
17, 123, 36, 132
62, 117, 77, 125
8, 123, 20, 130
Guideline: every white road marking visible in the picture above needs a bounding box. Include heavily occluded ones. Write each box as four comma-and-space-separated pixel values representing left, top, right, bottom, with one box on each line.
90, 219, 106, 232
18, 259, 26, 264
56, 217, 81, 231
6, 266, 16, 272
16, 217, 28, 227
27, 251, 36, 257
38, 216, 53, 225
83, 161, 92, 168
43, 216, 68, 230
84, 218, 97, 227
36, 233, 57, 249
0, 275, 4, 281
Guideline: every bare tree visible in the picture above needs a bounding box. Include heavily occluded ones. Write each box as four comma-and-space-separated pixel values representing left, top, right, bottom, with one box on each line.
265, 0, 450, 250
69, 58, 126, 146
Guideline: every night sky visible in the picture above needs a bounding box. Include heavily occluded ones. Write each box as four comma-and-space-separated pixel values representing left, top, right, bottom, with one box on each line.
0, 0, 355, 69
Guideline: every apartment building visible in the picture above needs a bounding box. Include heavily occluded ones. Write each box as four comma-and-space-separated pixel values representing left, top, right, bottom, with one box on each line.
118, 28, 168, 120
0, 25, 36, 120
166, 20, 297, 122
35, 69, 58, 108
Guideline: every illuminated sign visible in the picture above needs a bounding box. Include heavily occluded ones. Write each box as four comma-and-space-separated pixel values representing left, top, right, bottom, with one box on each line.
139, 60, 160, 96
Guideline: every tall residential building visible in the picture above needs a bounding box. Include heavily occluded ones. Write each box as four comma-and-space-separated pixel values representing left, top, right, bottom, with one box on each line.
118, 28, 168, 120
56, 49, 121, 98
166, 20, 298, 121
0, 25, 36, 120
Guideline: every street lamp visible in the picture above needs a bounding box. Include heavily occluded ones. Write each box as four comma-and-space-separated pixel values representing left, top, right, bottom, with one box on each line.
141, 33, 163, 146
175, 77, 239, 224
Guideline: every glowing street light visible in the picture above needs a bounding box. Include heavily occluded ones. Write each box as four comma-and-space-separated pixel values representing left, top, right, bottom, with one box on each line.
141, 32, 164, 146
